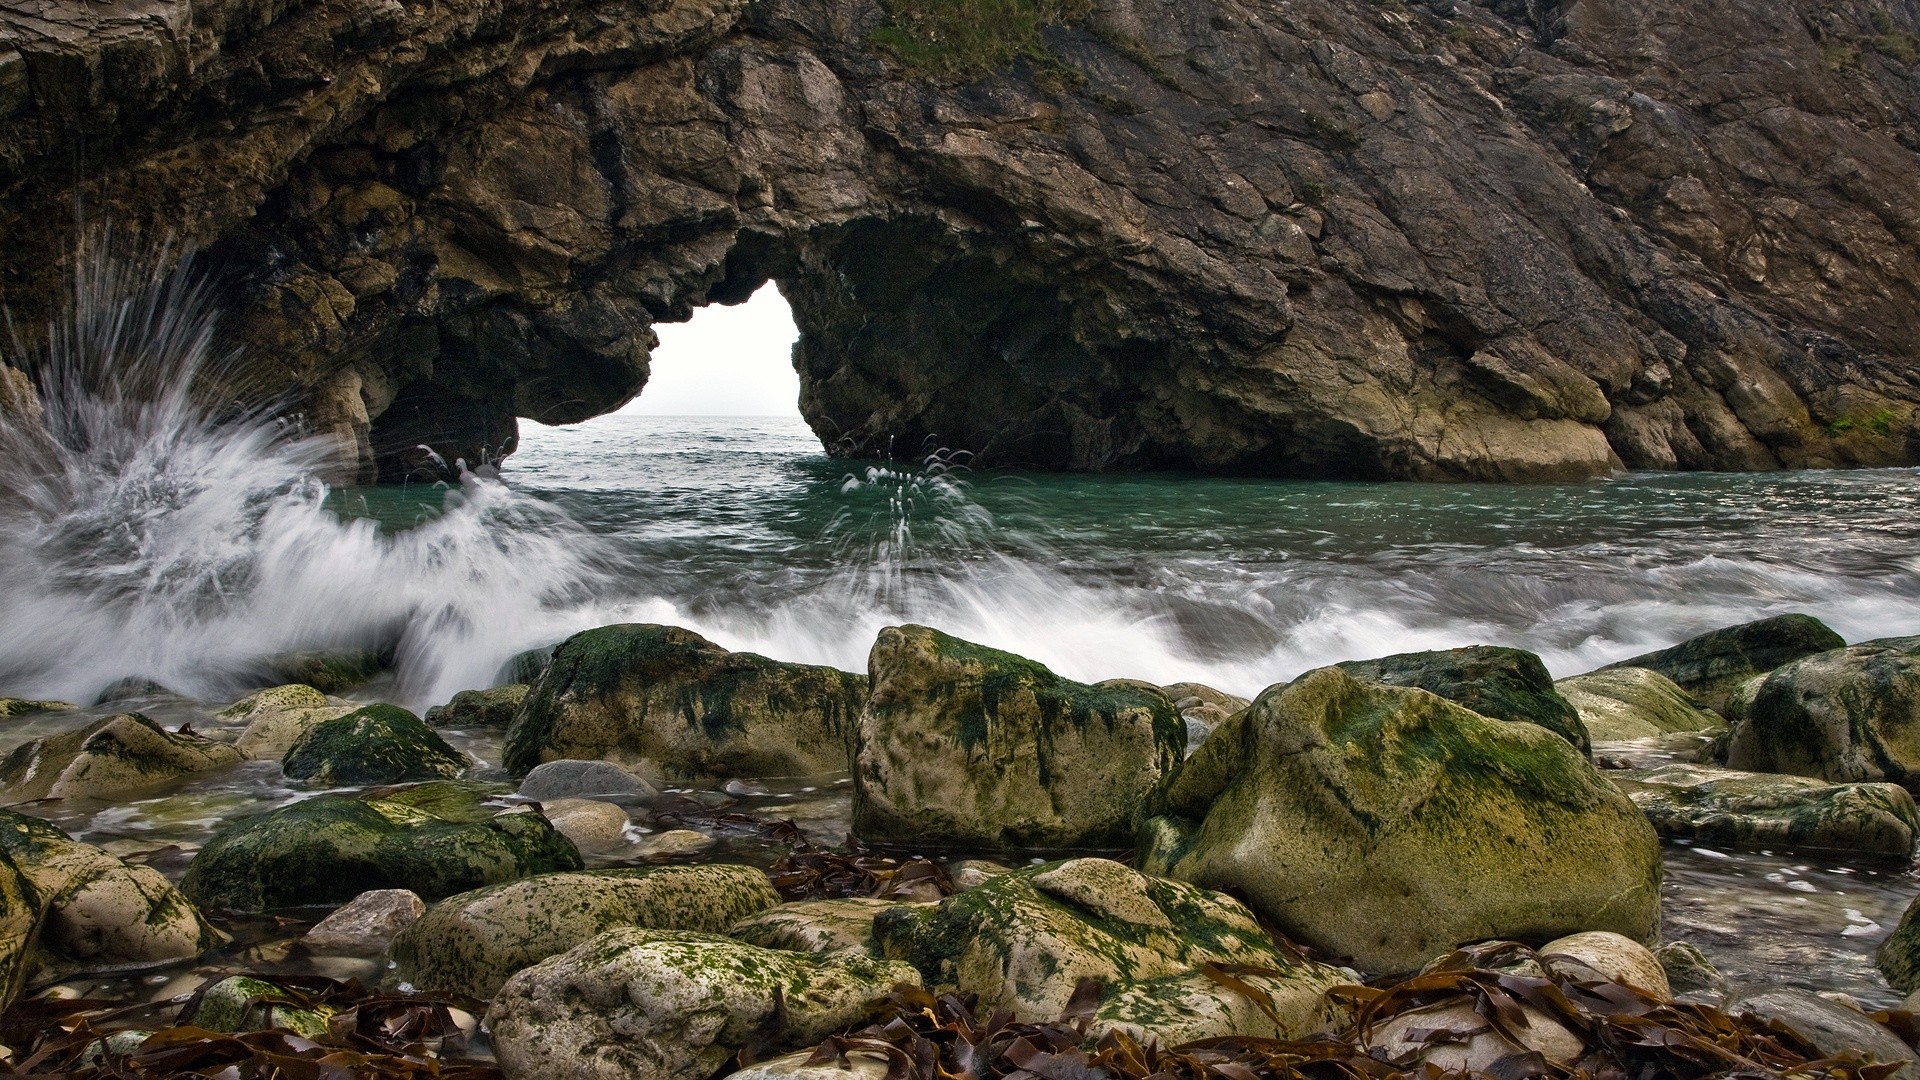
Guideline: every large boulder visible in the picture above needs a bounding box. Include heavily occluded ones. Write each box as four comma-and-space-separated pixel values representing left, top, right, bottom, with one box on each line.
1605, 614, 1847, 715
852, 626, 1184, 851
1141, 668, 1661, 973
218, 684, 355, 760
0, 714, 242, 804
282, 704, 469, 786
873, 857, 1350, 1045
487, 929, 916, 1080
1336, 645, 1589, 754
179, 783, 582, 912
1613, 762, 1919, 856
426, 685, 528, 728
504, 624, 867, 780
1724, 637, 1920, 791
387, 864, 781, 998
1555, 668, 1724, 742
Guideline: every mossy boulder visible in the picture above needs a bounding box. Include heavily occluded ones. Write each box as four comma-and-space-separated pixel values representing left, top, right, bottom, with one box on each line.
487, 928, 917, 1080
1556, 668, 1724, 742
219, 684, 355, 760
387, 864, 781, 998
282, 704, 468, 786
189, 975, 335, 1039
504, 624, 867, 780
873, 858, 1350, 1045
0, 700, 74, 718
179, 783, 582, 912
1141, 667, 1661, 973
1613, 762, 1919, 856
1881, 892, 1920, 995
425, 685, 528, 728
852, 626, 1184, 852
249, 648, 386, 694
0, 808, 220, 978
727, 897, 909, 956
1724, 637, 1920, 792
1604, 613, 1846, 715
0, 714, 242, 804
1336, 645, 1589, 754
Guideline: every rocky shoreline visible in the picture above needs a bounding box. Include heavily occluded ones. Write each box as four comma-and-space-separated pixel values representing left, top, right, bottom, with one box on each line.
0, 612, 1916, 1075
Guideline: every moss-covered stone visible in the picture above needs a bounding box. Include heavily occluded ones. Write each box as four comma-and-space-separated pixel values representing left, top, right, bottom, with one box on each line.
1724, 637, 1920, 792
1605, 613, 1846, 715
0, 714, 242, 804
1882, 892, 1920, 995
0, 699, 74, 718
504, 624, 867, 780
1337, 645, 1590, 754
1143, 667, 1661, 973
282, 704, 468, 786
251, 649, 385, 694
1613, 762, 1919, 856
727, 897, 908, 956
853, 626, 1184, 852
487, 929, 917, 1080
190, 975, 335, 1039
872, 858, 1349, 1044
1556, 667, 1724, 742
425, 685, 528, 728
179, 783, 582, 912
219, 685, 355, 760
387, 864, 781, 998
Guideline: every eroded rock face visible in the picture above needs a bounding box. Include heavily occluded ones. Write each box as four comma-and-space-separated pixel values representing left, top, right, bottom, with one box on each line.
1724, 637, 1920, 790
4, 0, 1917, 483
0, 714, 243, 804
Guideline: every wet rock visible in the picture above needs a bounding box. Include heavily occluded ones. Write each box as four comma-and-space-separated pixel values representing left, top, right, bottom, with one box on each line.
1606, 615, 1847, 716
635, 828, 716, 858
1654, 941, 1726, 999
1725, 637, 1920, 791
1364, 998, 1585, 1072
0, 700, 73, 718
1878, 892, 1920, 995
1728, 989, 1917, 1079
189, 976, 335, 1040
1142, 667, 1661, 973
874, 857, 1349, 1045
0, 714, 243, 804
1337, 645, 1590, 753
1556, 667, 1724, 742
540, 799, 632, 851
727, 897, 905, 955
388, 864, 780, 998
949, 859, 1013, 891
180, 782, 582, 912
0, 809, 219, 978
249, 649, 386, 694
504, 624, 866, 780
302, 889, 425, 955
728, 1050, 891, 1080
425, 685, 528, 728
853, 626, 1184, 851
516, 759, 659, 802
1540, 931, 1670, 1000
219, 685, 355, 760
1613, 762, 1918, 856
282, 704, 469, 786
487, 929, 916, 1080
0, 848, 39, 1011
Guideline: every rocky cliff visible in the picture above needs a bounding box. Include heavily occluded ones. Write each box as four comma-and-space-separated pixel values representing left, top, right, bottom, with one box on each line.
2, 0, 1917, 482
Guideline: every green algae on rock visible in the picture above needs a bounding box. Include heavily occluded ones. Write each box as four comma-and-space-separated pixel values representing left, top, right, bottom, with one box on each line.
728, 897, 913, 956
0, 699, 74, 718
1605, 614, 1847, 716
1882, 892, 1920, 996
1724, 637, 1920, 792
853, 626, 1184, 852
1141, 667, 1661, 974
504, 623, 867, 780
0, 714, 243, 805
387, 864, 781, 998
1612, 761, 1919, 857
282, 704, 468, 786
179, 783, 581, 912
1336, 645, 1590, 754
487, 928, 917, 1080
189, 975, 336, 1040
425, 685, 528, 728
1556, 667, 1725, 742
250, 649, 386, 694
219, 684, 355, 760
0, 846, 40, 1013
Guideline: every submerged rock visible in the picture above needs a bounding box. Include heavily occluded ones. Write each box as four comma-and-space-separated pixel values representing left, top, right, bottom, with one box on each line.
0, 714, 242, 804
179, 782, 581, 911
302, 888, 425, 956
1613, 762, 1919, 856
389, 864, 780, 998
853, 626, 1184, 851
426, 685, 528, 728
504, 624, 866, 780
1142, 667, 1661, 973
873, 857, 1350, 1045
282, 704, 468, 786
1655, 941, 1726, 999
1725, 637, 1920, 791
219, 685, 355, 760
1556, 668, 1724, 742
1337, 645, 1590, 753
1605, 614, 1847, 716
487, 929, 916, 1080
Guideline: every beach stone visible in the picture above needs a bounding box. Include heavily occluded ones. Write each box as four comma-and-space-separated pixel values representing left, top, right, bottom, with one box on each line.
190, 975, 335, 1040
1556, 668, 1724, 742
503, 623, 866, 780
728, 1050, 891, 1080
388, 864, 780, 998
220, 685, 355, 760
180, 782, 581, 912
1365, 998, 1585, 1072
0, 714, 242, 804
1142, 667, 1661, 973
486, 929, 916, 1080
727, 897, 905, 955
517, 759, 658, 802
1606, 614, 1847, 716
1613, 762, 1919, 856
0, 809, 219, 977
1337, 645, 1590, 754
541, 799, 632, 851
1725, 637, 1920, 792
873, 857, 1349, 1045
1656, 941, 1726, 998
1540, 931, 1670, 999
0, 700, 73, 718
282, 704, 468, 786
426, 685, 528, 728
853, 626, 1184, 851
302, 889, 425, 955
1729, 989, 1917, 1079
